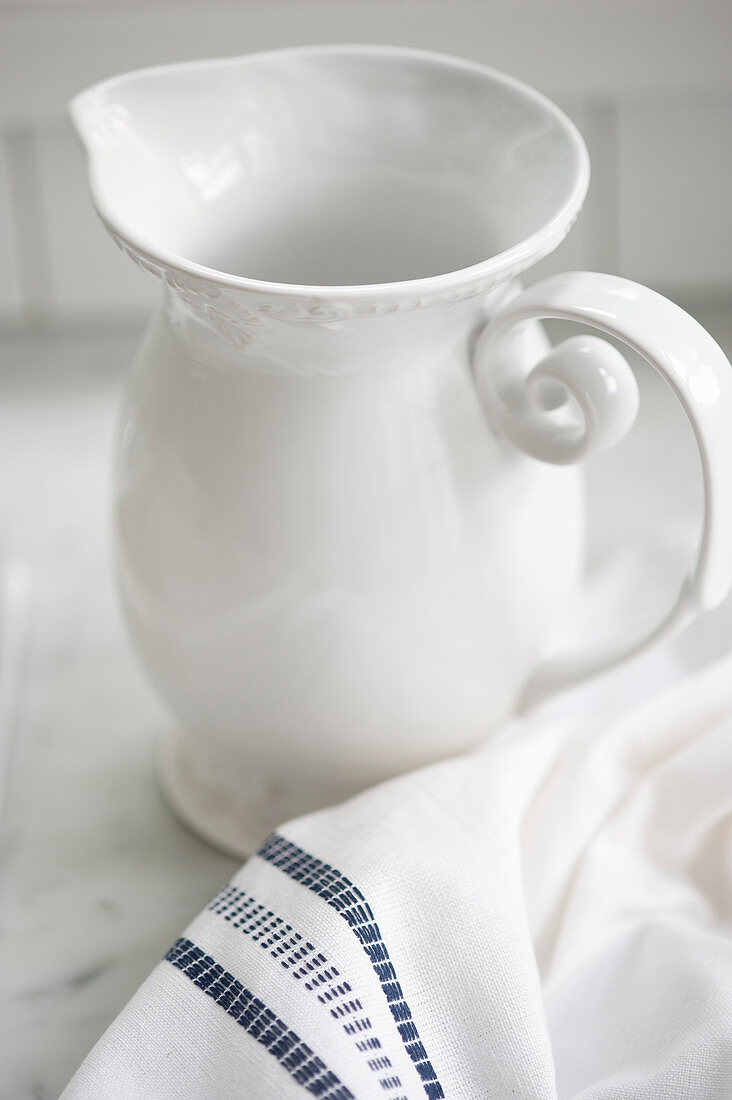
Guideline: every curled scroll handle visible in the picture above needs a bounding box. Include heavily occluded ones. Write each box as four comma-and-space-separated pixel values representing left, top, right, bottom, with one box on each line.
473, 272, 732, 710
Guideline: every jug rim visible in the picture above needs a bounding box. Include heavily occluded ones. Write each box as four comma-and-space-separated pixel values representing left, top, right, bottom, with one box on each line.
70, 44, 590, 306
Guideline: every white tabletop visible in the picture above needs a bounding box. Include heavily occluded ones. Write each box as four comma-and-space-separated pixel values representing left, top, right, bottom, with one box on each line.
1, 309, 729, 1098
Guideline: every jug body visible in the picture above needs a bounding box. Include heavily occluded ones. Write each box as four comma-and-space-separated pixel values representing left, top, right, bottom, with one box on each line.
115, 287, 583, 850
75, 47, 732, 856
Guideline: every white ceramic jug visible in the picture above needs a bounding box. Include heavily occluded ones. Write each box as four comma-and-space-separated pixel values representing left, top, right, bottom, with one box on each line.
72, 46, 732, 854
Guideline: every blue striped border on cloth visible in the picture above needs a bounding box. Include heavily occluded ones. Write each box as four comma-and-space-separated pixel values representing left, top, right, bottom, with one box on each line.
209, 884, 409, 1098
165, 937, 354, 1099
258, 833, 446, 1100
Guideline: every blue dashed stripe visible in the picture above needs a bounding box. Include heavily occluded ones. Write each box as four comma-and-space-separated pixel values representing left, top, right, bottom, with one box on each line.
165, 937, 354, 1099
209, 884, 408, 1098
258, 833, 446, 1100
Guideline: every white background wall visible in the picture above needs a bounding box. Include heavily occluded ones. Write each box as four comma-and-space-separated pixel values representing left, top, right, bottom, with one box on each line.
0, 0, 731, 330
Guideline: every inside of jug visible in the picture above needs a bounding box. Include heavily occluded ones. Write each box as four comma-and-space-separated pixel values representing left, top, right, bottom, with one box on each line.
71, 46, 588, 289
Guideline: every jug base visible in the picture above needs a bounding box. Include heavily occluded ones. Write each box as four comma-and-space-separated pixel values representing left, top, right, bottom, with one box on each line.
156, 730, 279, 858
155, 729, 356, 858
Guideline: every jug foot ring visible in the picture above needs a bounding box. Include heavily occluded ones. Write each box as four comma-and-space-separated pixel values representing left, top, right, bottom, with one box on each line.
155, 730, 276, 859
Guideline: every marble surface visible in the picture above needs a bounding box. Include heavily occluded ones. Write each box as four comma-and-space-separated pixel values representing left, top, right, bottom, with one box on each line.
0, 331, 238, 1100
0, 309, 729, 1099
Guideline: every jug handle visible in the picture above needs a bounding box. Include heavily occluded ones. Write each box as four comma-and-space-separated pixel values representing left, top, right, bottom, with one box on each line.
473, 271, 732, 712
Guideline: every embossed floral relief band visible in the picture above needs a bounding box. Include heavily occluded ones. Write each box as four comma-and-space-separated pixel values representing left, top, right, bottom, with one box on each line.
107, 225, 573, 339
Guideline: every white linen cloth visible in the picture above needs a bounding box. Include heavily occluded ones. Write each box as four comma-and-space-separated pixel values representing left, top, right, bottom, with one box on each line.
61, 529, 732, 1100
60, 670, 732, 1097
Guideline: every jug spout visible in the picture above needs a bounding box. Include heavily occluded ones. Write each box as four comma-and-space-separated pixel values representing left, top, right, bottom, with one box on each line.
69, 73, 203, 283
68, 88, 104, 156
69, 85, 138, 157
